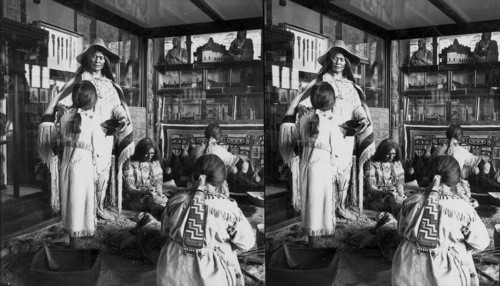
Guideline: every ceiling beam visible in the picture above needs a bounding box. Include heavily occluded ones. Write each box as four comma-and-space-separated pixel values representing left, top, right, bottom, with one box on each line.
388, 18, 500, 39
289, 0, 388, 38
428, 0, 467, 25
53, 0, 145, 35
143, 17, 263, 39
190, 0, 225, 23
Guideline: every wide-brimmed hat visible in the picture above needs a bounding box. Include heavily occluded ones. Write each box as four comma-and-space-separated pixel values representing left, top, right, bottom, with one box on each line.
317, 39, 360, 67
76, 38, 120, 64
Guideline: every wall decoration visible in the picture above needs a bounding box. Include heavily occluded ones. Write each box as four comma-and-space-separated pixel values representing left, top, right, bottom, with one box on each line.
404, 124, 500, 170
39, 89, 49, 103
29, 88, 39, 103
160, 124, 264, 187
285, 24, 328, 74
278, 88, 289, 104
39, 21, 84, 72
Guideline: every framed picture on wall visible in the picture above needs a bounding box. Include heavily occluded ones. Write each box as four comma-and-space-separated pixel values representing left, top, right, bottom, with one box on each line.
251, 146, 260, 158
29, 88, 39, 103
39, 89, 48, 103
278, 88, 289, 104
289, 89, 298, 103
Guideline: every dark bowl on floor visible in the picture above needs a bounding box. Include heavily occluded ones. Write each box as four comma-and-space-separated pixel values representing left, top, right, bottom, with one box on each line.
267, 245, 339, 286
30, 248, 102, 286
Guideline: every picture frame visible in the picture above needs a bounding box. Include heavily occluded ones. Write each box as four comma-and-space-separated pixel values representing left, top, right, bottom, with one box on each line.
251, 146, 260, 158
39, 88, 48, 103
29, 88, 39, 103
289, 89, 298, 103
278, 88, 289, 104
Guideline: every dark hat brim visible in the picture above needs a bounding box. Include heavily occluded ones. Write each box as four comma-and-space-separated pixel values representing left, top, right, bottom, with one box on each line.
318, 46, 360, 67
76, 44, 120, 64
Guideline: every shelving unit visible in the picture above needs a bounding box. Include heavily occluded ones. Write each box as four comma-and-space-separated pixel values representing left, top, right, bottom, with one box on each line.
401, 63, 500, 123
155, 60, 263, 124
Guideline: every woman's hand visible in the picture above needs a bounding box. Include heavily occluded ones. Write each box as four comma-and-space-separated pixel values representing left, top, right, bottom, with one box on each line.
116, 118, 128, 133
430, 175, 442, 190
357, 118, 370, 134
196, 174, 207, 190
472, 166, 480, 175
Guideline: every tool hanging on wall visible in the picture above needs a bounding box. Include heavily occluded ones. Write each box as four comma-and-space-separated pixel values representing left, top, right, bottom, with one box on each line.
297, 36, 301, 60
57, 37, 60, 65
310, 41, 314, 66
293, 35, 297, 60
51, 34, 55, 57
306, 39, 309, 63
302, 38, 305, 66
314, 39, 318, 70
69, 38, 72, 67
66, 38, 69, 60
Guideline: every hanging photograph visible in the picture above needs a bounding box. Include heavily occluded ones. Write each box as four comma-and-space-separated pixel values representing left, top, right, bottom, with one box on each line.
29, 88, 39, 103
278, 88, 289, 104
39, 89, 48, 103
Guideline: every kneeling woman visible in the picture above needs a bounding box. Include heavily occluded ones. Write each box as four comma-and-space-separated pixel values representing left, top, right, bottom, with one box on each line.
122, 137, 167, 220
392, 155, 489, 286
363, 138, 406, 216
157, 154, 255, 286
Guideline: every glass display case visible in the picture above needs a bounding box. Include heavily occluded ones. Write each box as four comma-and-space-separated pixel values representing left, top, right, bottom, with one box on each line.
478, 94, 500, 121
402, 66, 500, 123
156, 61, 263, 124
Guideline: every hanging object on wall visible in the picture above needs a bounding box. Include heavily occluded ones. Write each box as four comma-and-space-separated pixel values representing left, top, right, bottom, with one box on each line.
297, 36, 301, 60
51, 34, 55, 57
285, 24, 328, 74
38, 21, 83, 72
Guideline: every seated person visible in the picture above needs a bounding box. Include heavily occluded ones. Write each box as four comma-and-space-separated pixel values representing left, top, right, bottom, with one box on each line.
122, 137, 167, 220
156, 154, 255, 286
433, 124, 480, 206
470, 160, 500, 193
364, 139, 407, 216
190, 123, 248, 194
392, 155, 489, 286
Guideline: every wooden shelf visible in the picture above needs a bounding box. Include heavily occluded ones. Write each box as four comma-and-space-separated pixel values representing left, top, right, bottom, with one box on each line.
400, 62, 500, 72
154, 60, 261, 73
159, 119, 263, 125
